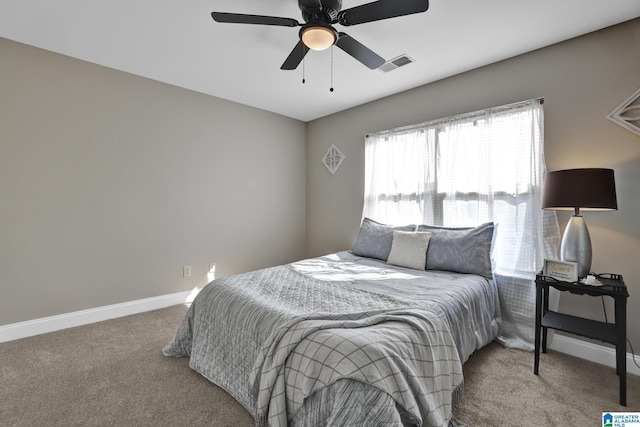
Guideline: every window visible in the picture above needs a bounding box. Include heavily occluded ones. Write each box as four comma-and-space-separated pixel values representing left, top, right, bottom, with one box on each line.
364, 99, 560, 348
364, 99, 558, 277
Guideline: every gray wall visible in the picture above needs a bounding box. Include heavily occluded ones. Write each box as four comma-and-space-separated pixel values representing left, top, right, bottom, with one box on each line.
2, 19, 639, 350
0, 38, 307, 325
306, 20, 640, 348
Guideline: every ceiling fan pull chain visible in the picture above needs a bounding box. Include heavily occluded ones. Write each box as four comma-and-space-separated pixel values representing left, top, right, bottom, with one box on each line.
302, 56, 306, 84
330, 46, 334, 92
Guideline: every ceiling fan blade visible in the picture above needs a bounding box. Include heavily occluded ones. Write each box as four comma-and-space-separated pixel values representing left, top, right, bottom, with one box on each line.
211, 12, 300, 27
335, 33, 385, 69
338, 0, 429, 26
281, 41, 310, 70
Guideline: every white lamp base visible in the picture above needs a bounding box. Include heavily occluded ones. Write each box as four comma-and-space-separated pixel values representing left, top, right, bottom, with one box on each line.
560, 215, 592, 279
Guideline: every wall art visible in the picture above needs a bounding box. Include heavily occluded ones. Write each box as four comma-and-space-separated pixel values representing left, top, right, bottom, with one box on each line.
322, 143, 345, 175
607, 88, 640, 137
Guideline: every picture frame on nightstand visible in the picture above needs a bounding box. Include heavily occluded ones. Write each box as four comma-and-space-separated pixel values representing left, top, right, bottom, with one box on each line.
542, 259, 578, 282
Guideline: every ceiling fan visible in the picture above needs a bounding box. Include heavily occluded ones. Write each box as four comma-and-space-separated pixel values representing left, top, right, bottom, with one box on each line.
211, 0, 429, 71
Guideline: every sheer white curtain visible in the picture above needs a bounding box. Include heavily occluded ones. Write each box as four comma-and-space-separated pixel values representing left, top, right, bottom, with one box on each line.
364, 99, 560, 348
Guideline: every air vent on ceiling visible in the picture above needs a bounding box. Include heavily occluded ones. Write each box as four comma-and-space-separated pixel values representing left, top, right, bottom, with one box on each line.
378, 54, 415, 73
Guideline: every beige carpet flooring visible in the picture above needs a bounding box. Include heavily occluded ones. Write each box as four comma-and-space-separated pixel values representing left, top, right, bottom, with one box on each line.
0, 304, 638, 426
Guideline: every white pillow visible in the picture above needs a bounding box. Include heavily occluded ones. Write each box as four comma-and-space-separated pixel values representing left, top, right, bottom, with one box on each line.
387, 231, 432, 270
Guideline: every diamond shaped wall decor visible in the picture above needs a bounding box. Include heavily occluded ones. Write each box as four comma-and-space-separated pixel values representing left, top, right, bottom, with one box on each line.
322, 143, 345, 175
607, 88, 640, 137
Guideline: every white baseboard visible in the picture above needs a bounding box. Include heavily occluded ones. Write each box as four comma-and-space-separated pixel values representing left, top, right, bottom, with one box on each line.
0, 288, 200, 343
549, 334, 640, 376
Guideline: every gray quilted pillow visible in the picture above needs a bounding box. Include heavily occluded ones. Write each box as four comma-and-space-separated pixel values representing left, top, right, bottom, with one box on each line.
416, 222, 495, 278
352, 218, 416, 261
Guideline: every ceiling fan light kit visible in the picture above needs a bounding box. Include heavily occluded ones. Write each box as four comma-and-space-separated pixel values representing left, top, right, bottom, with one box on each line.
211, 0, 430, 71
301, 25, 337, 51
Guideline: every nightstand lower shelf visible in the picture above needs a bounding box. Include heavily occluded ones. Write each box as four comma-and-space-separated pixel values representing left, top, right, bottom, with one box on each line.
541, 311, 618, 345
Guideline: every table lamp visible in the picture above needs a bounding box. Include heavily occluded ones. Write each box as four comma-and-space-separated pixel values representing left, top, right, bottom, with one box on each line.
542, 168, 618, 278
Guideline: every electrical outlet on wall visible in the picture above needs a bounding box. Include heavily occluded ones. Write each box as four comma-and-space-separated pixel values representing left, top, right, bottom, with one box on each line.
183, 265, 192, 278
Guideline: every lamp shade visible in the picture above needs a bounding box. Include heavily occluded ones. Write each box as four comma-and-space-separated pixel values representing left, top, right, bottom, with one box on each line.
542, 168, 617, 212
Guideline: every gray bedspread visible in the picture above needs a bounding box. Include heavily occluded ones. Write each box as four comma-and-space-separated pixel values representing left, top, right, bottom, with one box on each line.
291, 252, 501, 364
164, 252, 500, 426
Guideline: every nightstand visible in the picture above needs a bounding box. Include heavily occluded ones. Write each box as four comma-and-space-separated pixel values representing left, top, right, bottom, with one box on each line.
534, 273, 629, 406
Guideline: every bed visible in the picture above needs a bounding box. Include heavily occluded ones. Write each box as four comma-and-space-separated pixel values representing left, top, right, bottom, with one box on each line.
163, 219, 501, 427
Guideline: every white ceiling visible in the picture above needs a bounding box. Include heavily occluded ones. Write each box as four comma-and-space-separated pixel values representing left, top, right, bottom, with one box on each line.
1, 0, 639, 122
